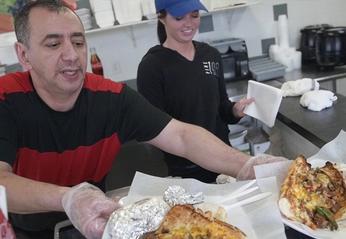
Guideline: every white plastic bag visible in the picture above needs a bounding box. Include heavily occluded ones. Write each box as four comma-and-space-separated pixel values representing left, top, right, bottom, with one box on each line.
300, 90, 337, 111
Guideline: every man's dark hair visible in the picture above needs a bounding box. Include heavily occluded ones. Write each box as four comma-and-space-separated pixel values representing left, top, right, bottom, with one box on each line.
14, 0, 71, 47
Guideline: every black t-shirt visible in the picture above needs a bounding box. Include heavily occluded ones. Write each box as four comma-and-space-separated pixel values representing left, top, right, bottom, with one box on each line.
0, 72, 172, 232
137, 41, 239, 182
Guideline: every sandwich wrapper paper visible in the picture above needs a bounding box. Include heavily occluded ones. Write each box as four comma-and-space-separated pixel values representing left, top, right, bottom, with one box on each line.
119, 172, 286, 239
244, 80, 283, 128
254, 130, 346, 239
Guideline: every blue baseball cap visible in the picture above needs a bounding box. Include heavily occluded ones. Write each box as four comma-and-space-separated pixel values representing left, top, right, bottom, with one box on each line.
155, 0, 208, 17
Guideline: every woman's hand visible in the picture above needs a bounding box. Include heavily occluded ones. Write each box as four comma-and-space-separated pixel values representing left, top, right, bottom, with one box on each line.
232, 97, 254, 118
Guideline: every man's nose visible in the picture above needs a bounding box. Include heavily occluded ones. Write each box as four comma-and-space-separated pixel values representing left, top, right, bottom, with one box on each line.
61, 42, 79, 61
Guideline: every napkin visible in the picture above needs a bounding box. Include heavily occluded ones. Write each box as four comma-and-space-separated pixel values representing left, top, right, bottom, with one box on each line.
123, 172, 287, 239
244, 80, 283, 127
300, 90, 337, 111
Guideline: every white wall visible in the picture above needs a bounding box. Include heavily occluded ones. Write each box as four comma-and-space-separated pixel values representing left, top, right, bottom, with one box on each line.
1, 0, 346, 81
87, 0, 346, 81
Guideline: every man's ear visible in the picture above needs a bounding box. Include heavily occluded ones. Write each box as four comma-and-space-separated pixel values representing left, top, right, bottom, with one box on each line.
15, 42, 32, 71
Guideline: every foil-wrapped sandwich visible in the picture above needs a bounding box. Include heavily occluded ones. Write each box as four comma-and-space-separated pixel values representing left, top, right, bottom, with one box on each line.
102, 185, 247, 239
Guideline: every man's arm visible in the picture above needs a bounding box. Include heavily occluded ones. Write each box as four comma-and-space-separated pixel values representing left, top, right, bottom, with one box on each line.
148, 119, 250, 178
0, 161, 120, 238
0, 161, 68, 214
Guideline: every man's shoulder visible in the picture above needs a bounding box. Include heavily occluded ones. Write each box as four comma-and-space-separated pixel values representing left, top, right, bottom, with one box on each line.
84, 73, 124, 94
0, 71, 33, 96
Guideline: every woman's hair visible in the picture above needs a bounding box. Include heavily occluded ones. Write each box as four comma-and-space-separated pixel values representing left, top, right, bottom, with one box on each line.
157, 10, 167, 44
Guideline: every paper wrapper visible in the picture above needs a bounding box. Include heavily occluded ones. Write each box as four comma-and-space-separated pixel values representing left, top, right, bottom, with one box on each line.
244, 80, 283, 128
120, 172, 286, 239
0, 186, 15, 239
254, 129, 346, 239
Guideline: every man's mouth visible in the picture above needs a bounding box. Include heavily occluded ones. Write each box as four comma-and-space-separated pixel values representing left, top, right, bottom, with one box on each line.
61, 69, 80, 77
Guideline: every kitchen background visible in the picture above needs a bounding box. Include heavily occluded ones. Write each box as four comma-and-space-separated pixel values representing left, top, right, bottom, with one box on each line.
1, 0, 346, 82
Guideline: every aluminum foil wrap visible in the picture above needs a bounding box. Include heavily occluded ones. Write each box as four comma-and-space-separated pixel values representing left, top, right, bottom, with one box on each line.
163, 185, 204, 206
105, 197, 170, 239
104, 185, 204, 239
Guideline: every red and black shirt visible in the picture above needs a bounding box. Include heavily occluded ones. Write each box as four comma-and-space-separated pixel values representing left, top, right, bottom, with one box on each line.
0, 72, 171, 187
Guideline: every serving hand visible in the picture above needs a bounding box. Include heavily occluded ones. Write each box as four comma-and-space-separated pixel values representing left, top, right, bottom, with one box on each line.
62, 182, 121, 239
236, 154, 288, 180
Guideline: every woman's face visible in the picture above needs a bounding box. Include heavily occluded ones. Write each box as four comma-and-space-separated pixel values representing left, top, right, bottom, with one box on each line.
161, 11, 201, 44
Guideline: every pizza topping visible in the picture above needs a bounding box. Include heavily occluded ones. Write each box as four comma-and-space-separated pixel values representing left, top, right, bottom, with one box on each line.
315, 206, 338, 231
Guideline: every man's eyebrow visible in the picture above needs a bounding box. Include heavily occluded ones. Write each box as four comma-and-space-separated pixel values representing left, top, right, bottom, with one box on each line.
40, 32, 85, 43
71, 32, 85, 38
41, 33, 62, 43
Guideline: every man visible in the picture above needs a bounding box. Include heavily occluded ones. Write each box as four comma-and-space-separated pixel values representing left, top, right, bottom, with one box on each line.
0, 1, 284, 238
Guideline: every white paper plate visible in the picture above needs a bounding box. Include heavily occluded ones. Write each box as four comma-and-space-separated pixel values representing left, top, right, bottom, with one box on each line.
282, 217, 346, 239
103, 173, 286, 239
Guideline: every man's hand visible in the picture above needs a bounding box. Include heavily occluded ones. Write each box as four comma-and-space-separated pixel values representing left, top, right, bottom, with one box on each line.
236, 154, 288, 180
62, 183, 121, 239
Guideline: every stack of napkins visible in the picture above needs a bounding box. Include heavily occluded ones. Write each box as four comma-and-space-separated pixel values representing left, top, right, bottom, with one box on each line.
244, 80, 283, 128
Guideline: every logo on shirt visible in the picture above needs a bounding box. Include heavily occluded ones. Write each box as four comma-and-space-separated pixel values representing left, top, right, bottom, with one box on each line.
203, 61, 219, 76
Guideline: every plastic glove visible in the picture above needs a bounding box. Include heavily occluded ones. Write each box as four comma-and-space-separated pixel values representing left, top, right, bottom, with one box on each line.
62, 182, 121, 239
236, 154, 288, 181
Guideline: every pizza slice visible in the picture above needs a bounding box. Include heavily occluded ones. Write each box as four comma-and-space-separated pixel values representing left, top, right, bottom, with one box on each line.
279, 155, 346, 230
143, 204, 246, 239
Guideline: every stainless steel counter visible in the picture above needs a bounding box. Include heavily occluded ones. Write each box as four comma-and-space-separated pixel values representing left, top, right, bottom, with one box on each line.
226, 65, 346, 148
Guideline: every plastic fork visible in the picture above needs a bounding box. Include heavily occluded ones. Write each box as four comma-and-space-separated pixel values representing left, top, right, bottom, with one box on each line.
223, 192, 272, 209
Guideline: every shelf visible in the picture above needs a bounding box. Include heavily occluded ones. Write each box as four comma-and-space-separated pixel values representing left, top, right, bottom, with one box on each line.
85, 1, 259, 35
205, 1, 259, 14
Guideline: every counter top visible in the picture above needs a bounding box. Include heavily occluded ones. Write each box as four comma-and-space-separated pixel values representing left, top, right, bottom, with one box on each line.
226, 65, 346, 148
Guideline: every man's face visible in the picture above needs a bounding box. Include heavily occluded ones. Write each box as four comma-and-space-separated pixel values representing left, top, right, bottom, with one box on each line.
21, 7, 87, 97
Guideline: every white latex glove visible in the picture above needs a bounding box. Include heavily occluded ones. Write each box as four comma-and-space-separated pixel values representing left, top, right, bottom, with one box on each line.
62, 182, 121, 239
236, 154, 288, 181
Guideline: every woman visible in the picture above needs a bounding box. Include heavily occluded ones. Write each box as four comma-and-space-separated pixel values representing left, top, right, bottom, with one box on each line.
137, 0, 253, 183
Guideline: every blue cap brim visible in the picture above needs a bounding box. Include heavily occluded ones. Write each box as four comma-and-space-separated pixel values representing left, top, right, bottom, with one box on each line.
166, 0, 208, 17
